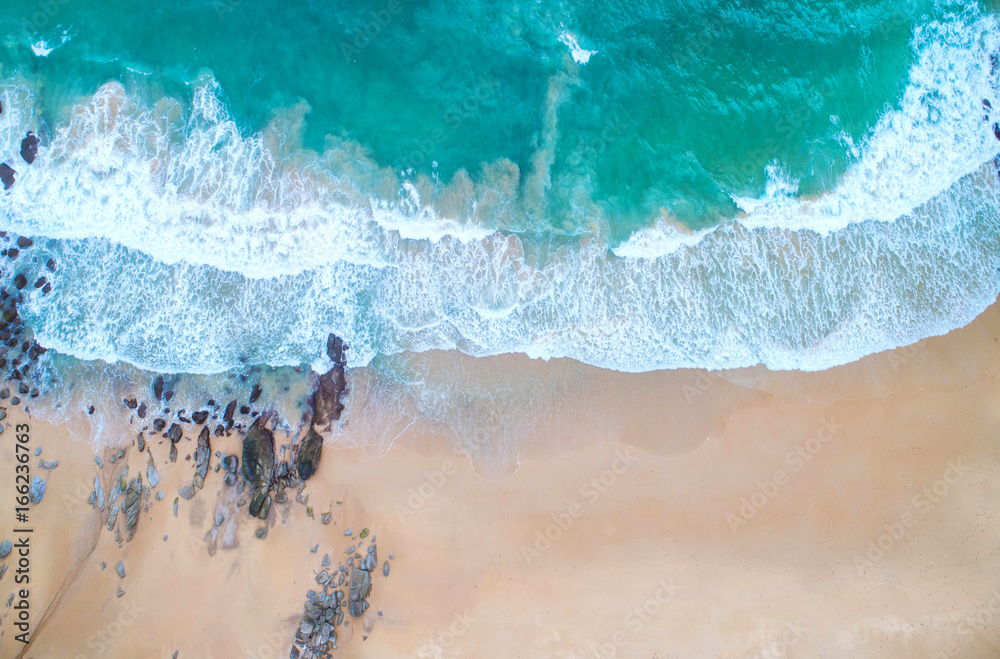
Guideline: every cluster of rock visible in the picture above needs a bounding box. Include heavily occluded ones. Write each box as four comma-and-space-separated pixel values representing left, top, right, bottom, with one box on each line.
291, 532, 390, 658
86, 449, 148, 546
0, 232, 54, 409
0, 123, 40, 190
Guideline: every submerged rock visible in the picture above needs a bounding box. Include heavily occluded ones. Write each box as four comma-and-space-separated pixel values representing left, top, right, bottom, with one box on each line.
297, 427, 324, 481
311, 366, 346, 429
249, 384, 262, 403
153, 375, 164, 400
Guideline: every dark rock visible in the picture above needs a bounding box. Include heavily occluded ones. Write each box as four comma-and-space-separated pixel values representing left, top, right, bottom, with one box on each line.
249, 384, 262, 403
20, 133, 38, 164
224, 399, 237, 421
13, 274, 26, 290
152, 418, 166, 432
193, 426, 211, 487
166, 423, 182, 443
124, 397, 137, 409
41, 283, 51, 295
169, 443, 178, 463
249, 489, 271, 519
16, 236, 32, 249
995, 122, 1000, 141
222, 455, 238, 473
326, 333, 345, 365
297, 428, 324, 481
45, 258, 55, 271
32, 277, 45, 289
214, 424, 225, 437
87, 404, 94, 414
153, 375, 164, 400
137, 402, 147, 418
224, 472, 237, 486
4, 249, 15, 259
242, 418, 274, 518
136, 432, 145, 453
255, 527, 267, 539
123, 477, 142, 541
192, 410, 208, 424
240, 405, 250, 415
0, 163, 15, 190
274, 490, 287, 504
310, 365, 346, 429
349, 568, 372, 603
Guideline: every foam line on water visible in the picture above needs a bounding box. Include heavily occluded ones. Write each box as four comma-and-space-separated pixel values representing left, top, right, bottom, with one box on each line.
0, 10, 997, 376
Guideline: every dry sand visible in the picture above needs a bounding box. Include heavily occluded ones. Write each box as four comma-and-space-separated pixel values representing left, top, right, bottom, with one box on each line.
1, 298, 999, 658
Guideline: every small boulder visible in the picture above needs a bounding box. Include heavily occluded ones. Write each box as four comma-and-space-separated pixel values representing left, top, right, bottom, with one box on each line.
19, 133, 38, 164
0, 164, 14, 190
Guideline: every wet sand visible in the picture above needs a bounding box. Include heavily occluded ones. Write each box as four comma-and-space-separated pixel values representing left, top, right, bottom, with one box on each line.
1, 299, 1000, 658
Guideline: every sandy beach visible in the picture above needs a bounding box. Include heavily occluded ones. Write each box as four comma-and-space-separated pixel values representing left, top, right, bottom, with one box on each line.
0, 297, 998, 659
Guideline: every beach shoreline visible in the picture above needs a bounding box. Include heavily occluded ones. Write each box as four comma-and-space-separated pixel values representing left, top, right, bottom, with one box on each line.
0, 298, 998, 658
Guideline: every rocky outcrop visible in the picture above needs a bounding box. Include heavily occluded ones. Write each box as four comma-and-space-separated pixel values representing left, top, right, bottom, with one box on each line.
193, 426, 211, 487
242, 418, 275, 518
296, 428, 323, 481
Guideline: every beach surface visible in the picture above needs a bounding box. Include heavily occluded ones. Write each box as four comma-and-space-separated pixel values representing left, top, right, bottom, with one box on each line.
1, 298, 999, 658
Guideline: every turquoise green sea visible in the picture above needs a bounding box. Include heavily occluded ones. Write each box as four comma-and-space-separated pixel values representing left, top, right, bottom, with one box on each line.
0, 0, 997, 392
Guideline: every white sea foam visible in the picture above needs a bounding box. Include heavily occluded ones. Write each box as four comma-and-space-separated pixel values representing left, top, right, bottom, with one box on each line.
557, 29, 597, 64
0, 11, 997, 377
30, 30, 71, 57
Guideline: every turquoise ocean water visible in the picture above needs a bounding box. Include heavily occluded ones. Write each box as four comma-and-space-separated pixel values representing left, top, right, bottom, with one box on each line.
0, 0, 998, 440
